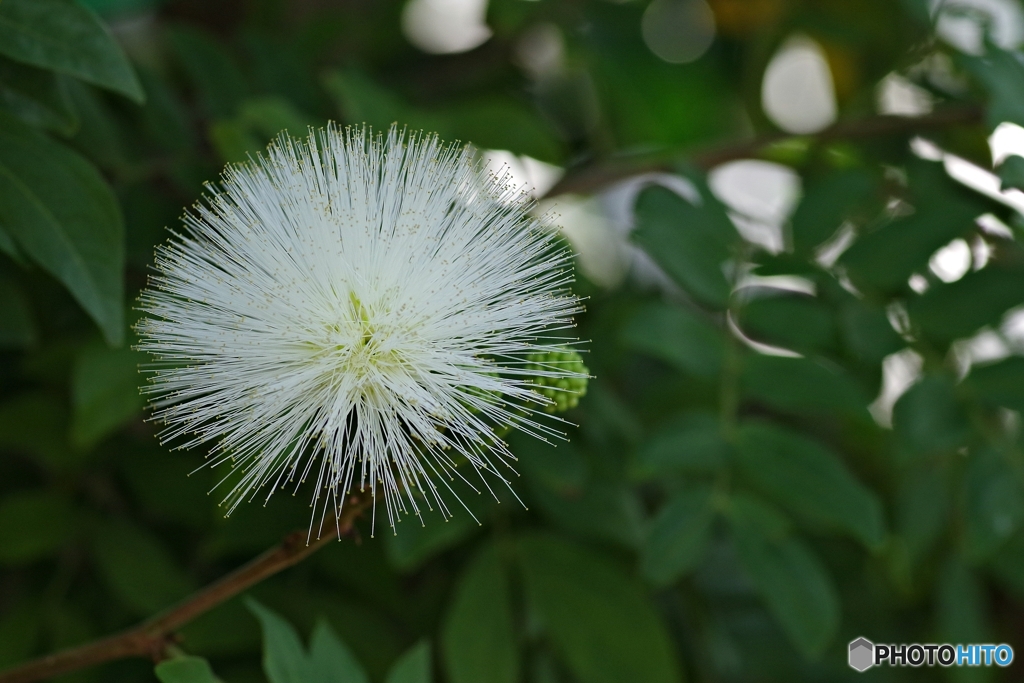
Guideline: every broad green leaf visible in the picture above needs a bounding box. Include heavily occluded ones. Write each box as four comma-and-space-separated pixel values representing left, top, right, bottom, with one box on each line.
92, 519, 192, 615
71, 340, 144, 448
155, 656, 223, 683
630, 412, 728, 480
936, 557, 992, 680
960, 48, 1024, 129
896, 465, 950, 563
384, 503, 482, 572
633, 184, 738, 309
323, 69, 407, 130
517, 533, 681, 683
740, 355, 868, 418
208, 119, 264, 165
309, 618, 371, 683
999, 154, 1024, 191
442, 543, 517, 683
839, 302, 904, 364
529, 478, 645, 549
640, 484, 715, 586
791, 167, 876, 252
0, 111, 124, 344
966, 356, 1024, 412
168, 26, 247, 118
246, 598, 311, 683
0, 275, 35, 348
728, 495, 840, 659
513, 432, 587, 495
63, 78, 125, 171
0, 56, 76, 134
735, 422, 885, 548
892, 374, 969, 454
621, 302, 725, 378
238, 96, 317, 140
963, 448, 1024, 560
738, 294, 836, 353
840, 165, 983, 294
906, 266, 1024, 345
433, 99, 562, 163
0, 490, 74, 564
0, 0, 143, 102
386, 641, 431, 683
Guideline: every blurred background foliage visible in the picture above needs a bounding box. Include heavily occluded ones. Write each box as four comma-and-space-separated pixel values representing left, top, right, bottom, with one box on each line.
5, 0, 1024, 681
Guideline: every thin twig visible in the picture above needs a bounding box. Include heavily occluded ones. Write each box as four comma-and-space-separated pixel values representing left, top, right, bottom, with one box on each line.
0, 493, 373, 683
543, 105, 984, 198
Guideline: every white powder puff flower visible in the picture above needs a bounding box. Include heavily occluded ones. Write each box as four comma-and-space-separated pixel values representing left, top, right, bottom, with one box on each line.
136, 125, 585, 535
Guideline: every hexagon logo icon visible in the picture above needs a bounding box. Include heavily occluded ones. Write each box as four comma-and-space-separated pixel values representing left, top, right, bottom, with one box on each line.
849, 637, 874, 672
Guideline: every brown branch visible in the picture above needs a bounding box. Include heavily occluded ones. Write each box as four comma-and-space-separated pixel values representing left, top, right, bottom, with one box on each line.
0, 493, 373, 683
543, 104, 984, 198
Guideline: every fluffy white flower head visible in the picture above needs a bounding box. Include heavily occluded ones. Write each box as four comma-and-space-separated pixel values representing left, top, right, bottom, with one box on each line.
137, 125, 584, 535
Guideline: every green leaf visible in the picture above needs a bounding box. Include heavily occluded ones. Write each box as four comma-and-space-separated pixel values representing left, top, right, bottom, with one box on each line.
514, 432, 587, 495
238, 96, 317, 140
999, 154, 1024, 191
738, 294, 836, 353
442, 543, 518, 683
740, 355, 868, 418
208, 119, 264, 165
630, 412, 728, 480
309, 618, 371, 683
892, 374, 969, 454
621, 302, 725, 378
92, 519, 193, 615
960, 48, 1024, 129
0, 275, 35, 348
529, 479, 645, 549
0, 56, 77, 134
839, 302, 904, 364
168, 25, 248, 118
63, 78, 125, 171
728, 495, 840, 659
632, 184, 738, 309
840, 168, 982, 293
246, 599, 312, 683
963, 448, 1024, 560
966, 356, 1024, 412
386, 641, 431, 683
895, 464, 950, 563
385, 505, 481, 573
735, 421, 885, 548
517, 533, 681, 683
906, 266, 1024, 345
640, 484, 715, 586
0, 0, 143, 102
791, 167, 876, 252
154, 656, 223, 683
0, 490, 74, 564
71, 340, 144, 448
434, 98, 562, 163
322, 69, 409, 131
0, 111, 124, 344
936, 557, 992, 678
